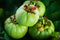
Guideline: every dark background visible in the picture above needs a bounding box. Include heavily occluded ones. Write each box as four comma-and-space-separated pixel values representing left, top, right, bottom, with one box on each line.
0, 0, 60, 40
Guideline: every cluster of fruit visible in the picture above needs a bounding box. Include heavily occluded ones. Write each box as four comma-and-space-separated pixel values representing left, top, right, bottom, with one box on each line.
4, 0, 55, 39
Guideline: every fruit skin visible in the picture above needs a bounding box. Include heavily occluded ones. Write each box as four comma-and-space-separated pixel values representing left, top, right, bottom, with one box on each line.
29, 17, 54, 39
37, 1, 46, 16
4, 15, 28, 39
24, 1, 46, 16
16, 3, 39, 27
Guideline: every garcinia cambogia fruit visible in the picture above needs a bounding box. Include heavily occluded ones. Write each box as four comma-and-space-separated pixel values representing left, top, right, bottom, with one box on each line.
4, 14, 28, 39
29, 17, 55, 39
16, 0, 41, 27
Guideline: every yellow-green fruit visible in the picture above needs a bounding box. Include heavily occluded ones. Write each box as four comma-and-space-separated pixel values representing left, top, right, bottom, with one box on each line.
29, 17, 54, 39
4, 15, 28, 39
16, 1, 39, 27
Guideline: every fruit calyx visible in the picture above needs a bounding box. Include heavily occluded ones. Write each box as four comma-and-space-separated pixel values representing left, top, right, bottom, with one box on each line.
30, 0, 40, 8
10, 14, 17, 24
30, 0, 38, 4
43, 17, 51, 26
24, 0, 40, 14
37, 17, 51, 31
24, 4, 36, 13
38, 25, 44, 31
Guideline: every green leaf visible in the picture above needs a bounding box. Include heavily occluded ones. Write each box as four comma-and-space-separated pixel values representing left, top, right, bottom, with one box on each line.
52, 37, 59, 40
4, 31, 11, 40
49, 11, 60, 21
0, 24, 2, 32
44, 1, 60, 21
53, 21, 60, 31
40, 0, 52, 7
0, 8, 4, 17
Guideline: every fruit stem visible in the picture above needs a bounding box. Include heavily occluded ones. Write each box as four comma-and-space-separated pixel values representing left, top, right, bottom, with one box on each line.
13, 14, 16, 22
30, 0, 32, 3
34, 1, 36, 5
34, 0, 38, 6
10, 17, 13, 22
14, 14, 16, 20
36, 0, 38, 2
38, 26, 44, 31
10, 14, 17, 24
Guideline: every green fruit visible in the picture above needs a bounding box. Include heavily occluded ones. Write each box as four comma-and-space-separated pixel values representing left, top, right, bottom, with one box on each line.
4, 15, 28, 39
29, 17, 54, 39
24, 1, 46, 16
52, 32, 60, 40
52, 32, 60, 37
16, 1, 40, 27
